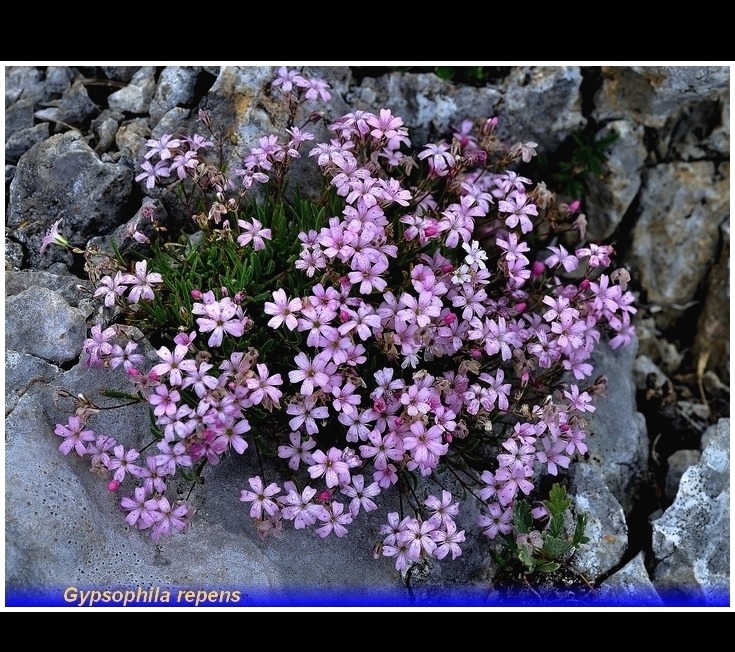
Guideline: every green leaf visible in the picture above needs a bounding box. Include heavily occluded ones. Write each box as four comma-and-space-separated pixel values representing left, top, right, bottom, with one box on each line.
542, 535, 574, 560
572, 513, 590, 547
517, 545, 538, 573
536, 561, 561, 574
513, 499, 533, 534
434, 67, 455, 80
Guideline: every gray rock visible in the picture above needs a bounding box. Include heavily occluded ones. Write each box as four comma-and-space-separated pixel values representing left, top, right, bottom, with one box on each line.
5, 358, 410, 604
5, 238, 23, 270
44, 66, 74, 97
665, 93, 730, 161
628, 161, 729, 323
107, 66, 157, 114
87, 199, 168, 259
115, 117, 150, 168
693, 217, 730, 383
584, 120, 647, 242
497, 66, 586, 152
7, 130, 134, 268
151, 107, 192, 141
346, 70, 503, 150
101, 66, 142, 83
5, 123, 50, 164
596, 552, 664, 606
665, 450, 701, 502
593, 66, 730, 128
5, 269, 94, 308
57, 80, 98, 127
149, 66, 200, 127
91, 109, 124, 154
583, 338, 649, 515
569, 464, 628, 581
651, 418, 729, 605
5, 350, 60, 416
5, 286, 87, 365
5, 66, 46, 105
5, 98, 35, 137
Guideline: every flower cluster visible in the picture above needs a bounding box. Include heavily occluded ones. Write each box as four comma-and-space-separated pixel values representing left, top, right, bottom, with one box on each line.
49, 67, 635, 575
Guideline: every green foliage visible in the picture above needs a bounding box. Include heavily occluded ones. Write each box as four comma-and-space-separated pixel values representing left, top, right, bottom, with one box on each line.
495, 483, 589, 578
531, 130, 619, 200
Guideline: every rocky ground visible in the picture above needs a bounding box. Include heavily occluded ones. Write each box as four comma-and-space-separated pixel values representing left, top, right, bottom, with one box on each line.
4, 65, 730, 608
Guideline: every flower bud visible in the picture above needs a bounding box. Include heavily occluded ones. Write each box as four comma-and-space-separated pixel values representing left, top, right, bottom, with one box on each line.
567, 200, 581, 214
531, 260, 545, 279
141, 204, 155, 221
191, 289, 203, 300
443, 312, 457, 325
579, 278, 591, 291
470, 348, 482, 360
481, 117, 498, 135
107, 480, 120, 492
198, 109, 212, 129
425, 225, 438, 237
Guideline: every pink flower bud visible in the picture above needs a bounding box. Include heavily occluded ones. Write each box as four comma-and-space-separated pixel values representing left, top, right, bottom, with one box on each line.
470, 348, 482, 360
141, 204, 155, 221
443, 312, 457, 325
444, 433, 453, 444
107, 480, 120, 492
531, 261, 546, 279
567, 200, 581, 214
441, 264, 454, 274
317, 490, 332, 502
482, 117, 498, 135
198, 109, 212, 128
521, 371, 530, 387
515, 302, 528, 314
425, 225, 438, 237
191, 289, 203, 300
579, 278, 591, 291
339, 310, 350, 323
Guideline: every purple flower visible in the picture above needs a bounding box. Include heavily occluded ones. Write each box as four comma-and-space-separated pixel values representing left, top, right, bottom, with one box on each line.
54, 416, 95, 456
39, 219, 69, 254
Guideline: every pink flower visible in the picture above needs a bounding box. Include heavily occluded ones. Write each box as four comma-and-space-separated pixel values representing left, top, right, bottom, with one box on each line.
277, 431, 316, 471
151, 344, 196, 386
121, 260, 163, 303
39, 219, 70, 253
264, 289, 302, 330
54, 415, 95, 457
195, 298, 245, 347
148, 498, 194, 541
308, 447, 351, 488
237, 218, 272, 251
240, 476, 281, 519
